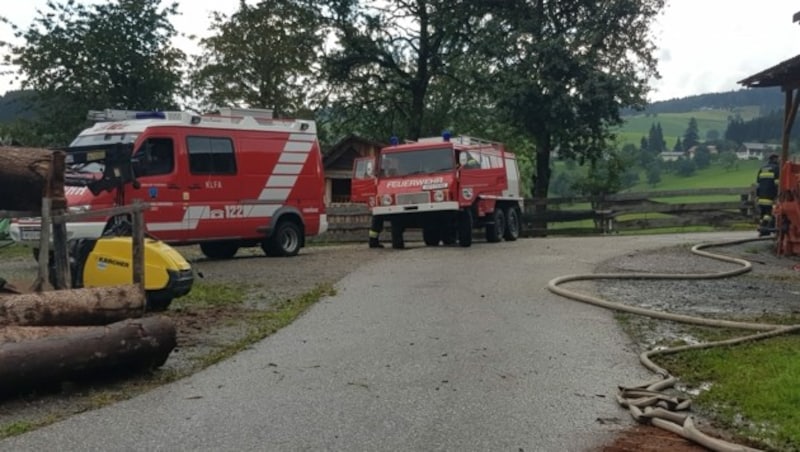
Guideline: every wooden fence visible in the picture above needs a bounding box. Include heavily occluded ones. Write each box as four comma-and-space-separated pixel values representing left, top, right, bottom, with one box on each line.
316, 186, 758, 242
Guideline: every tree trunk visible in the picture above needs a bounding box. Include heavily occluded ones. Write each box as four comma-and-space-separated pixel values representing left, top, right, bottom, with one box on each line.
0, 147, 65, 212
531, 142, 553, 237
0, 285, 145, 326
0, 317, 176, 394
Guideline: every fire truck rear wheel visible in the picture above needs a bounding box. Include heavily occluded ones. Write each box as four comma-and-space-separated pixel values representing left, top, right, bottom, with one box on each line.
200, 241, 240, 260
503, 206, 521, 241
458, 210, 473, 247
485, 208, 505, 243
262, 220, 302, 257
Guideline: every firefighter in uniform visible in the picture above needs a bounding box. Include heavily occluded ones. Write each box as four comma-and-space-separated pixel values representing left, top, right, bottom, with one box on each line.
756, 153, 780, 236
368, 215, 385, 248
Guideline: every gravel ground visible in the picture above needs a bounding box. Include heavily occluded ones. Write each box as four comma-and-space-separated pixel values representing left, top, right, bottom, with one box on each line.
1, 235, 798, 450
0, 242, 384, 431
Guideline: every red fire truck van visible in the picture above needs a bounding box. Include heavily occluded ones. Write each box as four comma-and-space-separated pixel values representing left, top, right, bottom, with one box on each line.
10, 108, 327, 259
352, 134, 523, 248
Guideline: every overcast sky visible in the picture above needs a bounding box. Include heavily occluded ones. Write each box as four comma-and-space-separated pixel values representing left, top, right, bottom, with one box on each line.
1, 0, 799, 103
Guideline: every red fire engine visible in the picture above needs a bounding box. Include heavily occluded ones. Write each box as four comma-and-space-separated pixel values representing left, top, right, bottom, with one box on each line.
10, 107, 327, 259
352, 134, 523, 248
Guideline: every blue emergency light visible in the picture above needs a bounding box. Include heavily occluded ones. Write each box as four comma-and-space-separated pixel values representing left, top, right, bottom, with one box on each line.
443, 130, 451, 142
390, 135, 399, 146
135, 111, 166, 119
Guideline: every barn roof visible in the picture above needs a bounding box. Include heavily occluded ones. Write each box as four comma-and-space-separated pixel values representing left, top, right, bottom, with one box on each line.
738, 53, 800, 88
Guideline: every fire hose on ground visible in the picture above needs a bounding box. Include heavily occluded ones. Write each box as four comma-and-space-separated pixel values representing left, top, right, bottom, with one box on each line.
547, 236, 800, 452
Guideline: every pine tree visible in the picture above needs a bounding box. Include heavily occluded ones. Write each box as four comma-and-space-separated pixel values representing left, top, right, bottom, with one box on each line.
674, 137, 683, 152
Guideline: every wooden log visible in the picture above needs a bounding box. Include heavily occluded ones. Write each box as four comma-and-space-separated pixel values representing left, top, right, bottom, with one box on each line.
0, 317, 176, 393
0, 147, 65, 211
0, 284, 145, 326
0, 325, 95, 343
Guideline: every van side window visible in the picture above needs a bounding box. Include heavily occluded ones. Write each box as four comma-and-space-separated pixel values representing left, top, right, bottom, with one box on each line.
140, 137, 174, 176
187, 136, 237, 174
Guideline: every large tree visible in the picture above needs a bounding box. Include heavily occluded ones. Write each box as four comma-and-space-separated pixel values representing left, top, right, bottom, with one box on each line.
318, 0, 490, 141
1, 0, 184, 145
683, 116, 700, 150
189, 0, 325, 117
486, 0, 664, 205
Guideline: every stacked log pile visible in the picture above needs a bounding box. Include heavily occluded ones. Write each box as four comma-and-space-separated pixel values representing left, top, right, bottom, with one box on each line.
0, 285, 176, 394
0, 146, 65, 213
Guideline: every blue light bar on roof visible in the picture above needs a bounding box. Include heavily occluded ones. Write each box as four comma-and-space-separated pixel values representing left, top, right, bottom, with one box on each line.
135, 111, 166, 119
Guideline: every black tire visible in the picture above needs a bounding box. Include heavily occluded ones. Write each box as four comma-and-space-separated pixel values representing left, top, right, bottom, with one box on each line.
485, 208, 505, 243
442, 228, 457, 245
262, 220, 303, 257
200, 240, 240, 260
458, 209, 473, 247
503, 206, 521, 241
422, 226, 440, 246
390, 220, 405, 249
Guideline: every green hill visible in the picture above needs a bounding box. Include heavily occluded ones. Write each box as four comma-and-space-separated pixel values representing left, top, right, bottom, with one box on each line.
614, 107, 762, 149
624, 159, 761, 192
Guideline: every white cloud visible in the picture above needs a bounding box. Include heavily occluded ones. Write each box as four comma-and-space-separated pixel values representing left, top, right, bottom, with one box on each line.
2, 0, 800, 104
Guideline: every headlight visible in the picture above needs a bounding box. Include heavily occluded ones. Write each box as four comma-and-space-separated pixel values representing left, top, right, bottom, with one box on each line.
68, 204, 91, 213
381, 194, 393, 206
433, 190, 445, 202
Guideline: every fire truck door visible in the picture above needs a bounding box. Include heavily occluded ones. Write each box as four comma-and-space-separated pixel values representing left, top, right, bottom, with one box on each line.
128, 136, 184, 241
351, 157, 377, 204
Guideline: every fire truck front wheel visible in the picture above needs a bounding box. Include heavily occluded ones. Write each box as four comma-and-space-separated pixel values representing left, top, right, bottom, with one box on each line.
390, 220, 405, 249
200, 241, 240, 260
262, 220, 302, 257
422, 226, 441, 246
458, 210, 473, 247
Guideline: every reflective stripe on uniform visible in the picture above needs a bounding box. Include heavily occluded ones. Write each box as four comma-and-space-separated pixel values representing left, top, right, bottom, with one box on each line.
758, 198, 774, 206
369, 230, 380, 238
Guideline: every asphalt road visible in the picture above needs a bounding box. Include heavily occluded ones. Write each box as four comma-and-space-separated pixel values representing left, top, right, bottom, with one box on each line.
1, 232, 751, 452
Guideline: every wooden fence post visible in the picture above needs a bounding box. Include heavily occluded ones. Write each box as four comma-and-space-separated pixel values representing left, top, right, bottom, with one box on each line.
131, 200, 145, 313
33, 198, 52, 292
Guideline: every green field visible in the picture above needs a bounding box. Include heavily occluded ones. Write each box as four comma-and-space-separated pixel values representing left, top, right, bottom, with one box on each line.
615, 107, 762, 149
624, 159, 761, 192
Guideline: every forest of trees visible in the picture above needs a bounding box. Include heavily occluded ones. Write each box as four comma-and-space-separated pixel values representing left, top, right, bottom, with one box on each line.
0, 0, 668, 202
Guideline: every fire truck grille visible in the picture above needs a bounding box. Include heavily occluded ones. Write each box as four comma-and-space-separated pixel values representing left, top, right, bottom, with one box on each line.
396, 192, 430, 205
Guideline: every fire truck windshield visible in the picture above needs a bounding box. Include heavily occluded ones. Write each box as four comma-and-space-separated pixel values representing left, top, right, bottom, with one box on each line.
70, 133, 140, 147
380, 147, 454, 177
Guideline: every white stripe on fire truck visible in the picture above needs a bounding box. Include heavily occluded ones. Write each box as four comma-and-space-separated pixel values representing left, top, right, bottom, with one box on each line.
272, 163, 304, 175
278, 152, 308, 164
283, 141, 313, 152
266, 175, 297, 187
257, 188, 292, 202
148, 205, 208, 231
289, 133, 314, 142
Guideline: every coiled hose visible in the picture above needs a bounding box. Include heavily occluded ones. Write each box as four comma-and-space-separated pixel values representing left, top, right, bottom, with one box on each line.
547, 236, 800, 452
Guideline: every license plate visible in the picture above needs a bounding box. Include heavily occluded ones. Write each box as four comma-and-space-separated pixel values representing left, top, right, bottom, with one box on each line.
21, 228, 41, 241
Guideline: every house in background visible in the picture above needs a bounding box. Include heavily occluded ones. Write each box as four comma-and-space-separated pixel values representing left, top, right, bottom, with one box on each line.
737, 142, 780, 160
659, 151, 685, 161
322, 134, 386, 204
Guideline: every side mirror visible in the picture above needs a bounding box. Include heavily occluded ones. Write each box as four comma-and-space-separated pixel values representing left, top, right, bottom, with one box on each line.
459, 153, 468, 166
365, 161, 375, 177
